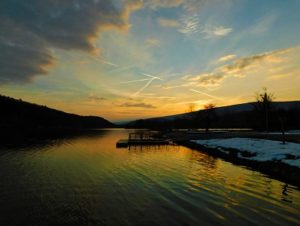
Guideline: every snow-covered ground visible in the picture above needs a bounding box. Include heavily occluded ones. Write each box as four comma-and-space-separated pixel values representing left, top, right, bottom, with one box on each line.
259, 130, 300, 135
191, 138, 300, 168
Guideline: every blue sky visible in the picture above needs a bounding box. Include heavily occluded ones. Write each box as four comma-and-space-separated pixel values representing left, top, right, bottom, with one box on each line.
0, 0, 300, 121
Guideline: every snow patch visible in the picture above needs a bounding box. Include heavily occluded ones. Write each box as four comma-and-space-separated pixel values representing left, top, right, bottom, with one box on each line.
191, 138, 300, 168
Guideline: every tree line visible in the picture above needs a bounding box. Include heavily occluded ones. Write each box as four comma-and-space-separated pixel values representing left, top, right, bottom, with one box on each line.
128, 88, 300, 132
0, 94, 114, 130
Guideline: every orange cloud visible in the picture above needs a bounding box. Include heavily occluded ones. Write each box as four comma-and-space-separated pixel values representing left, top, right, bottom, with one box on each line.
183, 46, 300, 88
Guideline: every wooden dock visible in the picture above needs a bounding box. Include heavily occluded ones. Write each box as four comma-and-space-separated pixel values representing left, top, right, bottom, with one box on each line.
116, 132, 170, 148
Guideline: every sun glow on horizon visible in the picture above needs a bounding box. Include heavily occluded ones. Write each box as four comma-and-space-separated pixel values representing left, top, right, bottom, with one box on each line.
0, 0, 300, 121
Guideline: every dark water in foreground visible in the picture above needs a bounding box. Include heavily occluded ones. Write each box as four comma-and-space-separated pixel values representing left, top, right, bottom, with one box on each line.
0, 129, 299, 226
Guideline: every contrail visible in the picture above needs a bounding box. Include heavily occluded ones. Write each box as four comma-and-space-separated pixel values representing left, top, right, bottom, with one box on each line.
132, 78, 154, 96
63, 51, 119, 67
190, 89, 222, 100
120, 72, 164, 97
90, 56, 118, 67
120, 78, 150, 84
107, 65, 134, 74
132, 73, 163, 96
163, 85, 185, 90
142, 73, 163, 80
101, 60, 118, 67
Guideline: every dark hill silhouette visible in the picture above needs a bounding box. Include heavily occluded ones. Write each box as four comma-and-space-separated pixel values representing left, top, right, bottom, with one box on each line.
0, 94, 114, 130
126, 101, 300, 130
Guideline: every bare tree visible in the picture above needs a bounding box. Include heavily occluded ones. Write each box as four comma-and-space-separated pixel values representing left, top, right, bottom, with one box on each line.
187, 103, 196, 113
186, 103, 197, 129
204, 103, 216, 133
255, 88, 274, 132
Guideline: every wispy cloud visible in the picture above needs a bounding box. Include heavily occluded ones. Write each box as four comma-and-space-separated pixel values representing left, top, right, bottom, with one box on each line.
161, 84, 187, 90
183, 46, 297, 88
177, 14, 232, 39
158, 18, 181, 28
267, 73, 293, 81
145, 0, 216, 12
178, 14, 201, 34
185, 73, 225, 88
145, 38, 161, 47
119, 102, 156, 108
217, 54, 237, 63
190, 89, 222, 100
87, 94, 106, 101
249, 12, 278, 35
138, 93, 176, 100
203, 25, 233, 38
145, 0, 183, 9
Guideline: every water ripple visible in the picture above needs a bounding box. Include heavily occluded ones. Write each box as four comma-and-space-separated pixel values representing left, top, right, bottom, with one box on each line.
0, 129, 299, 225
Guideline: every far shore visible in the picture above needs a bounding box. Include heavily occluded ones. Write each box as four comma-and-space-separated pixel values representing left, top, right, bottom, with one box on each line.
157, 129, 300, 143
0, 126, 111, 148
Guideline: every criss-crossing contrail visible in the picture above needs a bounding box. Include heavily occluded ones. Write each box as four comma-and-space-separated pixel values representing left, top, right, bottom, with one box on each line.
190, 89, 222, 100
142, 73, 163, 80
132, 75, 163, 96
133, 79, 154, 96
119, 73, 164, 97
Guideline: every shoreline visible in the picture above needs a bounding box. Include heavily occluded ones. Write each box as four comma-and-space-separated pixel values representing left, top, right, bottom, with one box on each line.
177, 140, 300, 188
158, 131, 300, 188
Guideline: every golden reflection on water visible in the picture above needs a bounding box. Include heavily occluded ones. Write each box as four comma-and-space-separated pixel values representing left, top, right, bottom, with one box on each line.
0, 129, 299, 226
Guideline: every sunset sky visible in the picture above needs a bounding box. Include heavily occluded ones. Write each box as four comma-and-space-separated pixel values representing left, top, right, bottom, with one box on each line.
1, 0, 300, 121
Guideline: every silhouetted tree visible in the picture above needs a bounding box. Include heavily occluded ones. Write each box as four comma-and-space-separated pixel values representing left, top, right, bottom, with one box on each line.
204, 103, 216, 133
186, 103, 197, 129
187, 103, 196, 113
254, 88, 274, 132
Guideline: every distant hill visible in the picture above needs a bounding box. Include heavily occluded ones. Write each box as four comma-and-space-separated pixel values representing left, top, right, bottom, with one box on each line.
0, 94, 115, 130
127, 101, 300, 130
150, 101, 300, 121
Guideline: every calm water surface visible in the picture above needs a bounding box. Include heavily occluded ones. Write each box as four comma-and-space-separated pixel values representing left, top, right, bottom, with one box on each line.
0, 129, 299, 226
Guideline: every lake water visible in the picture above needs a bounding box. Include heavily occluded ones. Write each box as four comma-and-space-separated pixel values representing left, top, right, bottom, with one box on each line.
0, 129, 299, 226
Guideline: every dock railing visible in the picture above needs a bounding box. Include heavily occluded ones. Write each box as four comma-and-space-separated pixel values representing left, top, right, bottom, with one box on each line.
117, 131, 171, 148
128, 132, 152, 141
